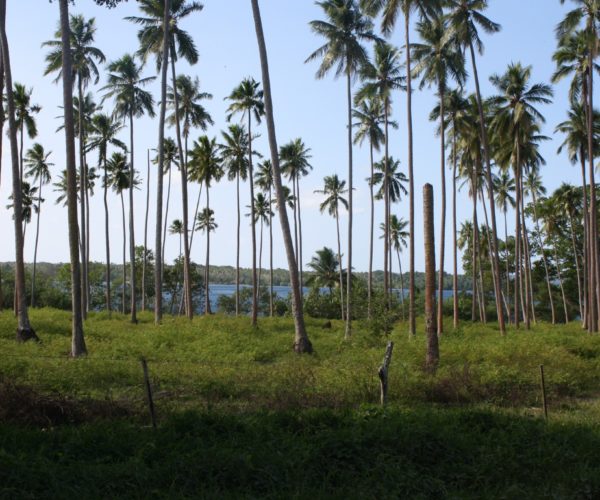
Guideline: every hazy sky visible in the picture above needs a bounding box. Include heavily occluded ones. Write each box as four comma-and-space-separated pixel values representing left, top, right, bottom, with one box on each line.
0, 0, 579, 275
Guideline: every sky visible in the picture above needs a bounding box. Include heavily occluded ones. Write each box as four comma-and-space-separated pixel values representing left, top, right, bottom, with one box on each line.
0, 0, 581, 275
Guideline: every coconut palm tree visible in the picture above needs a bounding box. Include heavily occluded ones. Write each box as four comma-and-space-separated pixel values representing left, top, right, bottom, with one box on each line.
168, 218, 184, 313
255, 159, 275, 316
44, 13, 106, 321
250, 0, 313, 352
10, 83, 41, 183
387, 214, 409, 319
24, 144, 53, 308
361, 0, 442, 336
315, 174, 349, 319
413, 14, 466, 334
158, 138, 179, 282
87, 113, 126, 315
489, 62, 553, 329
220, 124, 249, 316
445, 0, 505, 333
306, 0, 378, 338
280, 138, 313, 291
196, 208, 217, 315
102, 53, 155, 323
352, 97, 387, 315
250, 192, 273, 292
226, 77, 265, 327
189, 136, 223, 314
306, 247, 343, 294
355, 41, 404, 301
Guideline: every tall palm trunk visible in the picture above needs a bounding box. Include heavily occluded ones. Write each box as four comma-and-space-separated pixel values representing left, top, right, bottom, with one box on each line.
552, 237, 569, 322
405, 11, 416, 337
567, 210, 583, 320
171, 57, 193, 320
236, 172, 241, 316
250, 0, 312, 353
368, 141, 374, 319
30, 177, 43, 307
58, 0, 85, 355
345, 67, 353, 339
503, 208, 511, 321
258, 216, 264, 293
120, 191, 126, 315
204, 187, 211, 315
0, 0, 35, 340
269, 184, 273, 317
188, 182, 203, 251
142, 149, 150, 311
292, 175, 299, 266
437, 84, 446, 335
514, 164, 521, 329
248, 112, 258, 327
161, 166, 172, 278
424, 183, 438, 370
128, 111, 137, 323
580, 148, 589, 328
103, 158, 111, 316
78, 76, 88, 318
383, 101, 390, 303
586, 59, 598, 332
468, 40, 505, 334
452, 119, 459, 329
520, 193, 533, 327
397, 247, 405, 321
297, 177, 304, 293
154, 0, 170, 325
335, 208, 344, 320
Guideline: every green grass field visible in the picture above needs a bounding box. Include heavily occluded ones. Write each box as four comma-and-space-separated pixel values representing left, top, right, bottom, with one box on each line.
1, 309, 600, 498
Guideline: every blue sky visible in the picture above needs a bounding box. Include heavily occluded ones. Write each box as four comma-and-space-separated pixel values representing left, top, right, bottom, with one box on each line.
0, 0, 578, 274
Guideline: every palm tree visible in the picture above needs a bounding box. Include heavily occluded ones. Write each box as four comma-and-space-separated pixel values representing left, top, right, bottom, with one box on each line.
445, 0, 505, 333
87, 113, 126, 315
226, 77, 265, 327
280, 138, 313, 291
489, 62, 553, 329
44, 13, 106, 320
306, 247, 343, 294
102, 53, 155, 323
196, 208, 217, 315
189, 136, 223, 314
361, 0, 442, 336
251, 192, 273, 292
255, 159, 275, 316
387, 214, 409, 319
356, 41, 404, 302
10, 83, 41, 183
24, 144, 53, 308
250, 0, 313, 352
315, 174, 349, 320
168, 219, 184, 313
413, 14, 466, 334
157, 138, 179, 283
220, 124, 249, 316
352, 97, 386, 315
306, 0, 378, 338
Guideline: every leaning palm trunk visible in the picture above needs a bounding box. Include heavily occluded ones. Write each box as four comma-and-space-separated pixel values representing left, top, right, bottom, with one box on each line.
468, 40, 505, 335
0, 0, 36, 341
344, 67, 353, 339
437, 85, 446, 335
154, 0, 170, 325
30, 178, 43, 307
520, 195, 534, 327
250, 0, 312, 353
171, 56, 193, 320
142, 149, 150, 311
58, 0, 85, 355
258, 217, 264, 294
103, 159, 111, 316
128, 111, 137, 323
514, 164, 522, 329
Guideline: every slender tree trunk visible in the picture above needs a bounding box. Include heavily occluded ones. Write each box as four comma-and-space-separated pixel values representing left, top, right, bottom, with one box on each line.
405, 12, 416, 337
204, 187, 211, 315
103, 159, 111, 316
437, 85, 446, 335
336, 209, 344, 321
121, 191, 126, 315
258, 217, 264, 296
142, 149, 150, 311
383, 102, 390, 303
553, 239, 569, 323
0, 47, 4, 191
469, 41, 505, 334
162, 166, 172, 278
531, 192, 556, 324
154, 0, 170, 325
58, 0, 85, 355
85, 160, 90, 309
78, 76, 88, 319
170, 57, 193, 320
128, 112, 137, 323
293, 176, 299, 267
503, 208, 511, 322
250, 0, 312, 353
30, 178, 42, 307
269, 184, 273, 317
188, 182, 203, 251
514, 165, 521, 329
568, 211, 583, 320
345, 67, 353, 339
519, 175, 530, 329
398, 248, 405, 322
580, 151, 588, 329
452, 121, 459, 329
0, 0, 36, 341
368, 141, 374, 319
522, 199, 535, 325
236, 172, 241, 316
586, 58, 598, 332
297, 178, 304, 294
424, 183, 438, 371
248, 113, 258, 327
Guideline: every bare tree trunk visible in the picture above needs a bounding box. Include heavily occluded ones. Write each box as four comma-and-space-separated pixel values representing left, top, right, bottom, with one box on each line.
128, 111, 137, 323
452, 122, 458, 329
58, 0, 85, 355
248, 113, 258, 327
204, 187, 211, 315
514, 165, 521, 329
397, 248, 405, 322
103, 159, 111, 316
345, 68, 353, 339
236, 172, 240, 316
269, 184, 273, 317
383, 102, 390, 303
580, 152, 588, 329
567, 211, 583, 320
424, 183, 438, 370
188, 183, 202, 252
250, 0, 312, 353
121, 191, 126, 315
142, 149, 150, 312
30, 178, 42, 307
336, 209, 344, 321
437, 85, 446, 335
553, 239, 569, 323
78, 76, 88, 318
368, 141, 374, 319
297, 178, 304, 295
154, 0, 170, 325
0, 0, 36, 341
162, 166, 172, 278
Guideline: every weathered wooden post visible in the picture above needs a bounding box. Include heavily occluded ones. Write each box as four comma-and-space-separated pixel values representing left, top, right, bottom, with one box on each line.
141, 357, 157, 429
424, 184, 439, 371
378, 341, 394, 406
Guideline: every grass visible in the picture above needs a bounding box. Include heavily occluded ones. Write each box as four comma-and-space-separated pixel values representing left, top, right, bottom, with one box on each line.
1, 309, 600, 497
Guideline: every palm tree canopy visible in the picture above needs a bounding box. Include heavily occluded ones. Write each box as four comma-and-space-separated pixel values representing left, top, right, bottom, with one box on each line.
102, 53, 156, 120
11, 83, 41, 139
248, 192, 274, 224
195, 208, 217, 232
25, 144, 53, 185
8, 182, 40, 224
225, 77, 264, 124
107, 152, 139, 193
220, 124, 250, 182
352, 97, 389, 149
280, 138, 313, 181
359, 0, 442, 36
254, 160, 273, 192
306, 247, 343, 290
167, 74, 213, 137
188, 136, 223, 187
382, 214, 409, 252
86, 113, 127, 165
371, 156, 408, 202
306, 0, 379, 79
43, 14, 106, 86
556, 101, 600, 163
126, 0, 203, 70
314, 174, 349, 217
492, 171, 516, 211
444, 0, 501, 54
169, 219, 184, 235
